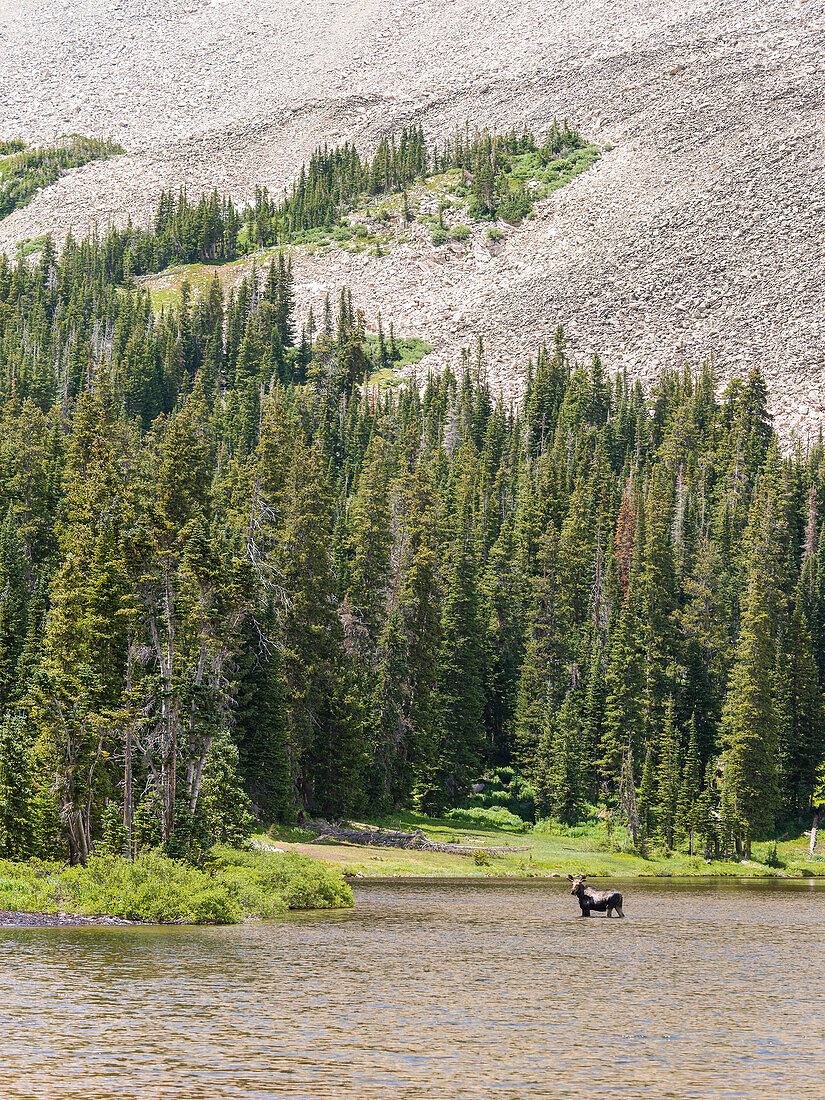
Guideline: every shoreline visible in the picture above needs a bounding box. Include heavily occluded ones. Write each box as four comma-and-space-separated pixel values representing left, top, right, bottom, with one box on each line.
6, 869, 823, 926
0, 910, 138, 928
264, 815, 825, 882
344, 870, 825, 884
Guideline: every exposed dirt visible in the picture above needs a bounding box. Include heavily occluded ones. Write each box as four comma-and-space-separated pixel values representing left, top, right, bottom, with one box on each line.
1, 0, 823, 439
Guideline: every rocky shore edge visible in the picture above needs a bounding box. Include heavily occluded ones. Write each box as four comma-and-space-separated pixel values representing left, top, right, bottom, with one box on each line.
0, 910, 136, 928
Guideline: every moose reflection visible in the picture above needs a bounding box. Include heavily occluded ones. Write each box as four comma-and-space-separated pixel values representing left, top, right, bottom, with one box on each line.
568, 875, 624, 918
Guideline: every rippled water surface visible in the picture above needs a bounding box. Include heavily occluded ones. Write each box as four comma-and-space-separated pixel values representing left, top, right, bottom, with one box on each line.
3, 878, 825, 1098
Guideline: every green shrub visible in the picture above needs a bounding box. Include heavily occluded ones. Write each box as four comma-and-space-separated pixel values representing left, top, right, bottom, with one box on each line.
487, 791, 512, 807
445, 806, 529, 832
431, 227, 448, 246
487, 225, 504, 242
499, 191, 533, 224
0, 847, 353, 924
472, 849, 492, 866
762, 842, 784, 868
449, 224, 470, 241
508, 776, 535, 801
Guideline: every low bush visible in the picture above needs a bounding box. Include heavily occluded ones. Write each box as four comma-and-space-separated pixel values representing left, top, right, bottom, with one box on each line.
0, 847, 353, 924
445, 806, 529, 832
431, 227, 448, 246
486, 790, 513, 808
487, 225, 505, 241
460, 768, 536, 823
499, 189, 533, 224
762, 841, 785, 869
449, 224, 470, 241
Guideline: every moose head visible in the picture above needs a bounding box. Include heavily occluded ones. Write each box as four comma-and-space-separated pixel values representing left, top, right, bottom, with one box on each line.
568, 874, 587, 897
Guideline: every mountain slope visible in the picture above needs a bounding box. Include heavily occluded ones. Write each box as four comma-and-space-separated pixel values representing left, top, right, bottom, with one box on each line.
1, 0, 823, 437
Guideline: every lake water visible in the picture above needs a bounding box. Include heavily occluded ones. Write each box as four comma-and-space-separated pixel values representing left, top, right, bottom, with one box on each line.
2, 878, 825, 1099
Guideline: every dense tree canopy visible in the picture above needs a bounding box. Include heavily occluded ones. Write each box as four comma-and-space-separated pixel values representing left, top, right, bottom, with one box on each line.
0, 138, 823, 865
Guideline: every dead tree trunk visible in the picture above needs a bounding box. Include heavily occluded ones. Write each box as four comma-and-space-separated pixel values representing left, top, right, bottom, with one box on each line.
811, 805, 822, 858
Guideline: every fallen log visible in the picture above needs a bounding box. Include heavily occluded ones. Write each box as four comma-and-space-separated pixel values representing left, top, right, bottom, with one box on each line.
304, 820, 531, 856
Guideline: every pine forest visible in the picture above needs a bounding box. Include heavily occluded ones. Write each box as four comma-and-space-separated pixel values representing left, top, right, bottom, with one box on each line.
0, 127, 822, 873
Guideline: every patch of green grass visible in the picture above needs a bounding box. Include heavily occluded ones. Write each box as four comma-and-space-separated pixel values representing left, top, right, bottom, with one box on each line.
424, 170, 463, 192
393, 336, 434, 365
0, 847, 352, 923
15, 234, 50, 259
1, 135, 123, 219
266, 810, 825, 881
364, 335, 434, 387
139, 250, 278, 310
504, 144, 601, 205
366, 367, 403, 389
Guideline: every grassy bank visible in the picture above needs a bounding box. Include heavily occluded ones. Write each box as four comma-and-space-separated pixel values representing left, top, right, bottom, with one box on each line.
0, 847, 352, 924
261, 812, 825, 881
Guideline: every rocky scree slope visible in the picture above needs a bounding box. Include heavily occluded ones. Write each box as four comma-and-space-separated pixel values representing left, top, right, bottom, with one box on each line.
0, 0, 823, 440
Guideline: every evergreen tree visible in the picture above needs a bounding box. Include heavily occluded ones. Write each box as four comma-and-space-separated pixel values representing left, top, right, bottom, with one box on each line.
0, 711, 34, 858
426, 532, 485, 810
721, 566, 779, 856
537, 690, 582, 824
655, 697, 680, 849
675, 715, 702, 853
637, 742, 655, 853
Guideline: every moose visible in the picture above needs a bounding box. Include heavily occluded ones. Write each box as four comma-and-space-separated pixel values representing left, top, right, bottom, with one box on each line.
568, 875, 624, 918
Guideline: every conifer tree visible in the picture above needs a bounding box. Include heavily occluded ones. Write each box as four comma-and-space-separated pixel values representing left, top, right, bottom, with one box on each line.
675, 715, 702, 854
374, 463, 442, 809
655, 697, 680, 849
235, 629, 294, 823
0, 508, 27, 708
537, 690, 582, 824
637, 742, 655, 853
0, 711, 34, 858
721, 565, 779, 856
278, 437, 359, 812
428, 525, 485, 809
602, 594, 644, 788
513, 520, 566, 755
642, 467, 676, 742
602, 593, 644, 843
780, 594, 824, 814
345, 437, 392, 661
